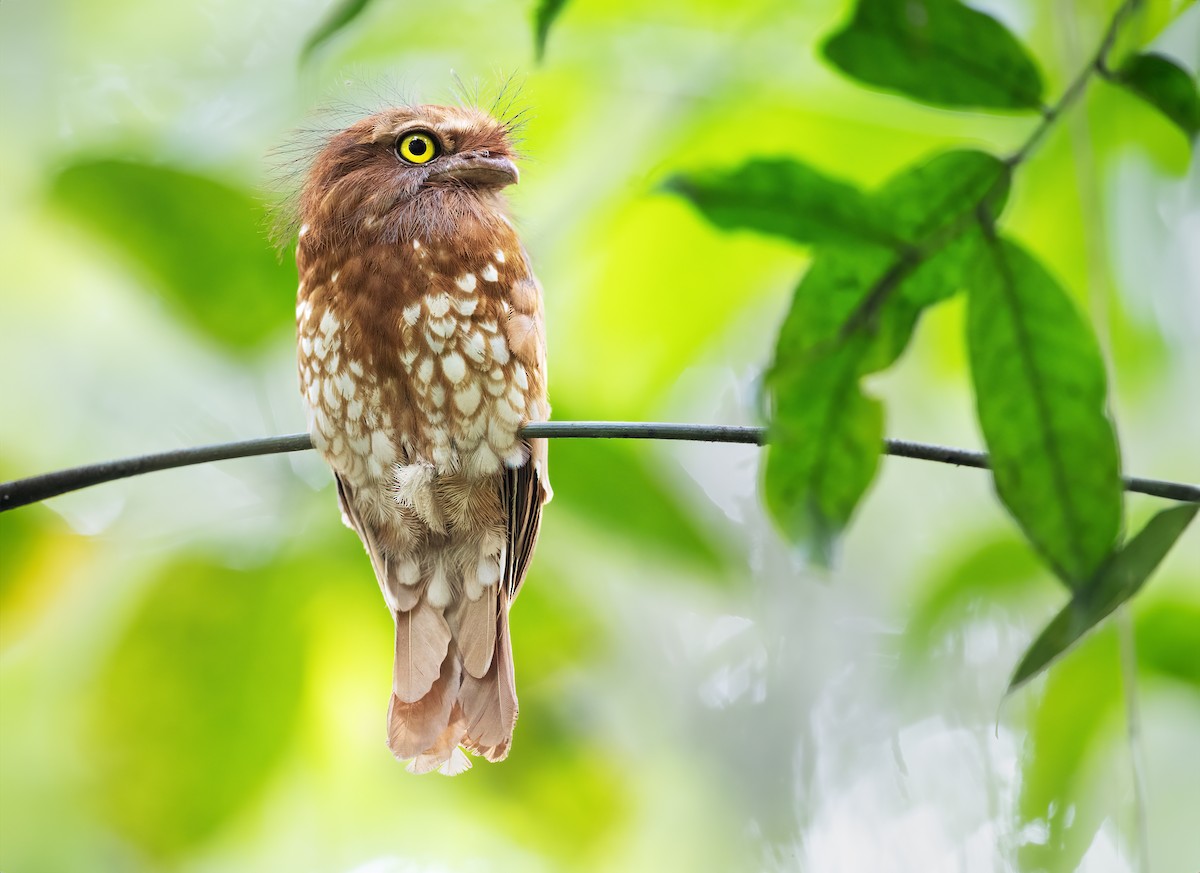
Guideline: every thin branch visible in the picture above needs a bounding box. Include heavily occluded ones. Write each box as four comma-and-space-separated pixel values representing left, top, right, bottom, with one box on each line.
1004, 0, 1139, 169
1, 422, 1196, 513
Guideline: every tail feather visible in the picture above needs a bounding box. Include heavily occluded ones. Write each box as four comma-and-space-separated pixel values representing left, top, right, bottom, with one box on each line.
387, 645, 460, 759
406, 702, 472, 775
460, 602, 518, 762
393, 598, 452, 703
452, 585, 498, 679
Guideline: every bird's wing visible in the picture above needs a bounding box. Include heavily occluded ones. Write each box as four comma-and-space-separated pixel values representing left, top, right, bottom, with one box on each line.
501, 440, 547, 602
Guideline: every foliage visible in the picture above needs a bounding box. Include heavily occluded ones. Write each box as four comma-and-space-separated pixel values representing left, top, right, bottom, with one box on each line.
665, 0, 1198, 687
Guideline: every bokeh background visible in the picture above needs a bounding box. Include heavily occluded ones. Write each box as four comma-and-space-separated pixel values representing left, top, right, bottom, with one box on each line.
1, 0, 1197, 871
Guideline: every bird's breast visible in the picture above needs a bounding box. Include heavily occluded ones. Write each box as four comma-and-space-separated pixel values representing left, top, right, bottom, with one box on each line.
297, 233, 548, 489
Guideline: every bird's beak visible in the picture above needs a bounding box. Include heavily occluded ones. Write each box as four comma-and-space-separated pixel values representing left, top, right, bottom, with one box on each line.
427, 153, 519, 189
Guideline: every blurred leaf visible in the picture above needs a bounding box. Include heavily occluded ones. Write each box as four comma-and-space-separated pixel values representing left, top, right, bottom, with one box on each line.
1017, 619, 1118, 873
758, 152, 1009, 555
765, 332, 883, 562
1018, 593, 1200, 872
0, 507, 43, 603
904, 532, 1047, 658
86, 556, 308, 859
873, 149, 1009, 243
875, 150, 1008, 308
1110, 52, 1200, 142
822, 0, 1044, 111
533, 0, 570, 61
300, 0, 374, 63
548, 404, 730, 574
664, 158, 898, 248
1136, 597, 1200, 688
50, 159, 294, 353
1008, 503, 1198, 691
967, 236, 1122, 586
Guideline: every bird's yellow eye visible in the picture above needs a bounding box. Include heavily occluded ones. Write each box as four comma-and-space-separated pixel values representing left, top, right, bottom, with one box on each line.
396, 131, 439, 164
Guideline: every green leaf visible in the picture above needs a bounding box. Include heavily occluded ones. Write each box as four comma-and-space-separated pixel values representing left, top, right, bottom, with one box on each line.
86, 556, 309, 859
1111, 52, 1200, 142
872, 149, 1009, 243
822, 0, 1045, 111
300, 0, 373, 62
872, 149, 1009, 308
706, 150, 1007, 555
1008, 503, 1198, 691
765, 337, 884, 563
759, 151, 1008, 554
763, 246, 906, 556
1017, 594, 1200, 872
50, 159, 295, 353
967, 236, 1122, 585
663, 158, 898, 248
533, 0, 570, 62
903, 532, 1047, 660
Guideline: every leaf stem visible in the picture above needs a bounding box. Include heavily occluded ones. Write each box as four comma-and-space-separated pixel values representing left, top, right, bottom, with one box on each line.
1005, 0, 1140, 169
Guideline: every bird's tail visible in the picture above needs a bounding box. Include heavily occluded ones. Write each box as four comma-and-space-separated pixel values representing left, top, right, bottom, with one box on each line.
386, 583, 517, 775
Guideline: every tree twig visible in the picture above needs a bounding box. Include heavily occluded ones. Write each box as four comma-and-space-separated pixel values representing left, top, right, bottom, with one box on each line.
1, 422, 1195, 512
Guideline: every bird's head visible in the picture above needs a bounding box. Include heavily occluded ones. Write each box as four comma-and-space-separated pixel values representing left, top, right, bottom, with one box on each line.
297, 104, 522, 248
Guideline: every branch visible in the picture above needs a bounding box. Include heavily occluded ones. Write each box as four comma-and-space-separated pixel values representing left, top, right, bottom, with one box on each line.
1005, 0, 1139, 169
2, 423, 1195, 513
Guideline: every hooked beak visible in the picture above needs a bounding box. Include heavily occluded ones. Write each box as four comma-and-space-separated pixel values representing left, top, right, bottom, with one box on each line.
427, 153, 519, 189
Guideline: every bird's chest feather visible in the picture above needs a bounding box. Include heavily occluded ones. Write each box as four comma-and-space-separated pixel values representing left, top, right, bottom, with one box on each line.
296, 229, 547, 488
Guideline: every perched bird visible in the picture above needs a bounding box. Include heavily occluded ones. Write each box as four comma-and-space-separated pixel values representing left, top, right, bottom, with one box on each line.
294, 104, 551, 775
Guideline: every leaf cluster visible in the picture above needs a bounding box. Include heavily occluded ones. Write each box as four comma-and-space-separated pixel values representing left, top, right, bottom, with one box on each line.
663, 0, 1198, 689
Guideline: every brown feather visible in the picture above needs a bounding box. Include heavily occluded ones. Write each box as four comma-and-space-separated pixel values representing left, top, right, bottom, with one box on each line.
406, 702, 471, 775
393, 598, 452, 703
387, 644, 460, 759
452, 585, 497, 679
502, 449, 545, 601
460, 603, 518, 761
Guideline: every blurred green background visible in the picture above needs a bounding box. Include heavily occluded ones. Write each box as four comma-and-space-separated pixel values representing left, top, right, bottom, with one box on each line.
1, 0, 1197, 871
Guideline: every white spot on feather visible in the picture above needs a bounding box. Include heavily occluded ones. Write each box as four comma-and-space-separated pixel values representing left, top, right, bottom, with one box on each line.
480, 263, 498, 282
402, 303, 421, 325
454, 297, 478, 316
425, 293, 450, 318
371, 431, 395, 467
456, 273, 477, 292
417, 358, 434, 382
494, 249, 506, 264
442, 352, 467, 383
478, 557, 501, 588
466, 444, 501, 477
454, 382, 482, 415
489, 336, 511, 365
463, 331, 486, 363
398, 559, 420, 586
495, 398, 523, 426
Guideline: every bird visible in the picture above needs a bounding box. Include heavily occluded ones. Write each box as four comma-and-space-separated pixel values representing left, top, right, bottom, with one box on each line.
293, 103, 551, 775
